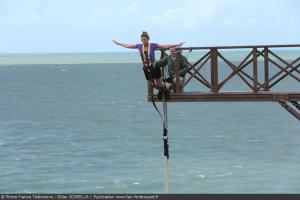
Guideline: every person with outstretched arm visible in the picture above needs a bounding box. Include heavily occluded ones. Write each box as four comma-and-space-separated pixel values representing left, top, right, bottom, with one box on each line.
113, 31, 184, 97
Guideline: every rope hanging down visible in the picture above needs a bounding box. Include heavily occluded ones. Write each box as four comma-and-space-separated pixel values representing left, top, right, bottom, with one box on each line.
162, 90, 169, 193
162, 57, 169, 193
149, 76, 169, 193
148, 50, 169, 193
150, 82, 163, 121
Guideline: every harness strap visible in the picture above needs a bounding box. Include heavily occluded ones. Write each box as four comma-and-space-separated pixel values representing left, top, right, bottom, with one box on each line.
142, 43, 152, 66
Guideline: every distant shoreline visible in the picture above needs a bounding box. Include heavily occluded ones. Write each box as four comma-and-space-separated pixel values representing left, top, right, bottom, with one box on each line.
0, 62, 143, 66
0, 50, 299, 65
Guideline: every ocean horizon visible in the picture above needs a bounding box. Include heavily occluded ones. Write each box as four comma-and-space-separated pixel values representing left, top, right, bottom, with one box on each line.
1, 49, 300, 65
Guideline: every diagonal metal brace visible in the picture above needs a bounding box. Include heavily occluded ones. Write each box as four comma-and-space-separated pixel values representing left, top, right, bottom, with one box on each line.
278, 100, 300, 121
291, 101, 300, 111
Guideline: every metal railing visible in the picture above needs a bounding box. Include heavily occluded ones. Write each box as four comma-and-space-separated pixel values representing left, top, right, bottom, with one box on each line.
170, 44, 300, 94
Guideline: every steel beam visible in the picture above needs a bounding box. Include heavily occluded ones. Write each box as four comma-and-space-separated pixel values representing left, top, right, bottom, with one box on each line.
149, 92, 300, 102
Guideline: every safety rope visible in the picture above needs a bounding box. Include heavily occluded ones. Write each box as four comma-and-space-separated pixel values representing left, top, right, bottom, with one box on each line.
162, 59, 169, 193
150, 80, 164, 122
146, 50, 169, 193
148, 73, 169, 193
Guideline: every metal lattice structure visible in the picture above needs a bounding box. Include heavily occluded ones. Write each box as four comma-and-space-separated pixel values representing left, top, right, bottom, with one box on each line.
148, 44, 300, 120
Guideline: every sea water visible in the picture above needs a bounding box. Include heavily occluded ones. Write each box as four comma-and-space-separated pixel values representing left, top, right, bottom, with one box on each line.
0, 52, 299, 193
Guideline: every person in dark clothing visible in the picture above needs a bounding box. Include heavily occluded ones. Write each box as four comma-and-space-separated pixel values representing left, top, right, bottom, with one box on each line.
161, 48, 189, 93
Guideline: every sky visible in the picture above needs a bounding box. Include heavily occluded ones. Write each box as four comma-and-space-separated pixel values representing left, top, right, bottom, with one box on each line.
0, 0, 299, 53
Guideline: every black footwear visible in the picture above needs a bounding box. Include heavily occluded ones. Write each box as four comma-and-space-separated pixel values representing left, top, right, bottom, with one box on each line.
164, 88, 170, 99
163, 77, 173, 83
157, 91, 163, 100
157, 87, 170, 100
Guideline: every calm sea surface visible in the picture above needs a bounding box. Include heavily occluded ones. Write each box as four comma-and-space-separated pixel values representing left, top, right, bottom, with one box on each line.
0, 52, 299, 193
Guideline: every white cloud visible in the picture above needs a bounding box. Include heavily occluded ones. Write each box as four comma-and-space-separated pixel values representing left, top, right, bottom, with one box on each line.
88, 8, 113, 26
145, 0, 223, 30
129, 0, 140, 13
0, 0, 45, 26
87, 1, 140, 27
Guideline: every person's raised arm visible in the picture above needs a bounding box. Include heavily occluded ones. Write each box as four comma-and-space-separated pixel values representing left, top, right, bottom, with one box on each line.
113, 40, 137, 49
157, 42, 185, 49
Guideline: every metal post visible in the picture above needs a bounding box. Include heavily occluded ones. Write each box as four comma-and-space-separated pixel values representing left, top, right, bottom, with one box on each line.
147, 81, 153, 99
253, 48, 258, 93
175, 53, 180, 94
264, 47, 270, 91
210, 49, 218, 93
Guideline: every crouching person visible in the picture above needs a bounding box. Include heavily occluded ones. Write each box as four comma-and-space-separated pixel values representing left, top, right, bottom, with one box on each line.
163, 48, 189, 93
